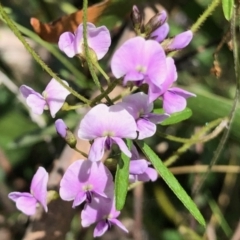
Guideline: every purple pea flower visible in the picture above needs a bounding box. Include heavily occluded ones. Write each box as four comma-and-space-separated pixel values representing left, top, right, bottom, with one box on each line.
58, 23, 111, 59
8, 167, 48, 216
55, 119, 68, 138
60, 160, 114, 207
117, 92, 169, 139
148, 57, 196, 113
150, 22, 169, 43
129, 145, 157, 182
20, 78, 70, 118
81, 197, 128, 237
111, 37, 167, 93
167, 30, 193, 51
78, 104, 137, 161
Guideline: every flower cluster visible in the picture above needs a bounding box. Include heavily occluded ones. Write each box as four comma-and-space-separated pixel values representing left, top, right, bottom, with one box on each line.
9, 5, 196, 238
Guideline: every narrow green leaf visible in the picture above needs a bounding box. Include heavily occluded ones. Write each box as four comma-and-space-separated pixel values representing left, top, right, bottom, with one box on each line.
136, 141, 206, 226
222, 0, 233, 21
157, 108, 192, 126
115, 140, 132, 210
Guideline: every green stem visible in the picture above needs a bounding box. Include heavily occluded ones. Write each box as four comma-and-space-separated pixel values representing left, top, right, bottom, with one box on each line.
82, 0, 112, 104
94, 62, 110, 84
193, 3, 240, 196
190, 0, 221, 33
73, 147, 88, 158
0, 4, 90, 104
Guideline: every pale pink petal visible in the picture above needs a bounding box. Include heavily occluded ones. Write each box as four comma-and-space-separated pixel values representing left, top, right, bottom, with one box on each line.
58, 32, 76, 57
16, 195, 37, 215
146, 113, 169, 124
20, 85, 38, 98
88, 137, 107, 162
60, 160, 86, 202
137, 167, 158, 182
93, 221, 109, 237
111, 37, 145, 79
72, 191, 86, 208
137, 119, 156, 140
151, 22, 169, 42
169, 87, 196, 98
110, 219, 129, 233
30, 167, 48, 212
44, 79, 70, 118
8, 192, 32, 202
129, 160, 148, 175
168, 30, 193, 51
111, 137, 131, 157
26, 94, 46, 115
163, 91, 187, 114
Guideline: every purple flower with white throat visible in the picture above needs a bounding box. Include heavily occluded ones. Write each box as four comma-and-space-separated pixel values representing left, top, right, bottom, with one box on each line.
78, 104, 137, 161
60, 160, 114, 207
117, 92, 169, 139
20, 78, 70, 118
81, 197, 128, 237
129, 145, 157, 182
8, 167, 48, 216
58, 23, 111, 59
111, 37, 167, 92
148, 57, 196, 113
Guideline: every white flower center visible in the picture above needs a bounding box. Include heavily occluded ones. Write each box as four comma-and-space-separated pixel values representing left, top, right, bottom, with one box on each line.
136, 65, 147, 73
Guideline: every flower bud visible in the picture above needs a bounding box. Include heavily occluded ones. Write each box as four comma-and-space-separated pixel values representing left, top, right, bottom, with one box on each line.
131, 5, 143, 33
165, 30, 193, 52
150, 23, 169, 43
145, 10, 168, 36
55, 119, 77, 148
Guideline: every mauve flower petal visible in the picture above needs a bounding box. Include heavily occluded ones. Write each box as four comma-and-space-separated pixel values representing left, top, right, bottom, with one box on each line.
26, 94, 46, 115
143, 39, 166, 86
55, 119, 67, 138
146, 113, 169, 124
150, 22, 169, 42
123, 71, 144, 85
94, 221, 109, 237
137, 118, 156, 140
148, 83, 162, 103
129, 160, 148, 174
60, 160, 86, 202
44, 79, 70, 118
122, 92, 153, 115
163, 91, 187, 114
169, 87, 196, 98
78, 104, 137, 140
20, 85, 38, 98
110, 219, 129, 233
88, 137, 107, 162
16, 195, 37, 215
72, 191, 86, 208
8, 192, 32, 202
130, 145, 140, 160
169, 30, 193, 51
111, 137, 131, 157
137, 167, 158, 182
58, 32, 76, 57
30, 167, 48, 212
111, 37, 145, 79
87, 25, 111, 60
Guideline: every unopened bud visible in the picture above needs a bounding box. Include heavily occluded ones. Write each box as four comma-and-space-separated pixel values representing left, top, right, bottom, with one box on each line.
131, 5, 143, 33
163, 30, 193, 52
145, 10, 168, 37
55, 119, 77, 148
150, 23, 169, 43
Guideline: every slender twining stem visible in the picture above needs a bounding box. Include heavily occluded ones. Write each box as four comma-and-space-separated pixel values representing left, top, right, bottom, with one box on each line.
170, 0, 221, 58
163, 118, 227, 167
193, 3, 240, 196
93, 62, 110, 84
0, 4, 90, 105
82, 0, 112, 104
74, 147, 88, 158
190, 0, 221, 33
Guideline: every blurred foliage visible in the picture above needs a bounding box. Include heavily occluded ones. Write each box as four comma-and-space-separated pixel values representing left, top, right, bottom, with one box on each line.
0, 0, 240, 240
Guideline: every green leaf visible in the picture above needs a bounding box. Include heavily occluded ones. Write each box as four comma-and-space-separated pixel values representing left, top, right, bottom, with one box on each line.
136, 141, 206, 226
115, 140, 132, 211
222, 0, 233, 21
154, 108, 192, 125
